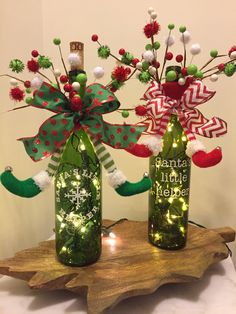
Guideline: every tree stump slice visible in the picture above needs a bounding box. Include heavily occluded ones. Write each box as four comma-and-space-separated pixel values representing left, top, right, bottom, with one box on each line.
0, 220, 235, 314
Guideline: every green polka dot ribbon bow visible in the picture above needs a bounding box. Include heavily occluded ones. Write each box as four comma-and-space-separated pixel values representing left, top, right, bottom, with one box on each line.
19, 82, 147, 161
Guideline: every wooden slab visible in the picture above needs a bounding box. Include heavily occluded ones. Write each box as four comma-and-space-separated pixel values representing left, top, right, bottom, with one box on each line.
0, 220, 235, 314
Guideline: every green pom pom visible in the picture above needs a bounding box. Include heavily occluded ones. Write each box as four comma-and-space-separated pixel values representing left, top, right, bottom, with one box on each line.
25, 88, 32, 94
9, 59, 24, 73
53, 38, 61, 45
142, 61, 149, 71
76, 73, 87, 85
121, 52, 134, 65
179, 25, 186, 33
153, 41, 160, 50
121, 110, 129, 118
38, 56, 52, 69
224, 63, 236, 77
166, 70, 177, 82
25, 96, 33, 104
187, 64, 198, 75
168, 24, 175, 30
111, 79, 124, 90
138, 71, 151, 83
195, 71, 203, 78
98, 45, 110, 59
145, 44, 153, 50
210, 49, 218, 58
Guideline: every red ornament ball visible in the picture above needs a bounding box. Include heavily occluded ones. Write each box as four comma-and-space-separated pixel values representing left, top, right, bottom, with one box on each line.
132, 58, 140, 66
135, 105, 148, 117
31, 50, 39, 57
60, 75, 68, 83
64, 84, 72, 92
143, 21, 160, 38
176, 54, 183, 63
27, 59, 39, 73
119, 48, 126, 55
218, 63, 225, 71
71, 96, 83, 111
10, 87, 25, 102
165, 52, 173, 61
24, 80, 31, 88
181, 67, 188, 76
91, 34, 98, 42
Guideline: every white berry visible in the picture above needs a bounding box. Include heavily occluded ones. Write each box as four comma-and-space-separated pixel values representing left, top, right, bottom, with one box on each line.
10, 78, 18, 86
178, 78, 186, 86
72, 82, 80, 91
210, 74, 218, 82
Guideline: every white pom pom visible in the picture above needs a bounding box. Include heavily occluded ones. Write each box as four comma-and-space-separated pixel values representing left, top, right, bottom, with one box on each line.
107, 169, 127, 188
165, 35, 175, 46
143, 50, 155, 63
151, 11, 157, 19
186, 140, 206, 157
31, 77, 43, 90
230, 51, 236, 60
68, 53, 81, 66
148, 7, 154, 14
210, 74, 218, 82
136, 62, 143, 70
72, 81, 80, 91
148, 66, 156, 75
93, 66, 105, 79
33, 171, 51, 191
10, 78, 18, 86
54, 69, 61, 77
142, 135, 163, 155
190, 43, 201, 55
180, 31, 191, 44
178, 77, 186, 86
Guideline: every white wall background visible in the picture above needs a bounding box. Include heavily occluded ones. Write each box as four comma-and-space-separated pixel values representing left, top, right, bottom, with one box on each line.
0, 0, 235, 265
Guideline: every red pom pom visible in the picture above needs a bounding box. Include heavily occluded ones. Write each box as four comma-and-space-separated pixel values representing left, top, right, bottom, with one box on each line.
91, 34, 98, 42
119, 48, 126, 55
24, 80, 31, 88
60, 75, 68, 83
64, 84, 72, 92
10, 87, 25, 102
165, 52, 173, 60
176, 54, 183, 63
31, 50, 39, 57
228, 45, 236, 57
152, 60, 160, 68
143, 21, 160, 38
132, 58, 140, 66
218, 63, 225, 71
71, 96, 83, 111
27, 59, 39, 73
112, 66, 129, 82
135, 105, 148, 116
181, 67, 188, 76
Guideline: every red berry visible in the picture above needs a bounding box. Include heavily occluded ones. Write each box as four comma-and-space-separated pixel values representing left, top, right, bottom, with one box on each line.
64, 84, 72, 92
181, 67, 188, 76
132, 58, 140, 66
91, 34, 98, 42
71, 96, 83, 111
176, 54, 183, 63
31, 50, 39, 57
119, 48, 126, 55
60, 75, 68, 83
125, 68, 132, 75
165, 52, 173, 60
110, 86, 117, 93
152, 60, 160, 68
24, 80, 31, 88
69, 90, 77, 99
218, 63, 225, 71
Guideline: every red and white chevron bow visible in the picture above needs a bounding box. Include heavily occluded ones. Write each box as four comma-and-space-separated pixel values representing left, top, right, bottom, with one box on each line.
143, 80, 227, 141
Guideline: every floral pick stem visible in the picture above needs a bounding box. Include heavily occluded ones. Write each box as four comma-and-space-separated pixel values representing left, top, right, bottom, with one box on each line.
58, 45, 68, 77
160, 30, 171, 81
0, 74, 25, 83
37, 71, 53, 84
200, 54, 227, 71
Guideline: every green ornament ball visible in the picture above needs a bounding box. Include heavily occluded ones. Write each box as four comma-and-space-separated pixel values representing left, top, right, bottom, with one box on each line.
153, 41, 161, 50
142, 61, 150, 71
195, 71, 203, 78
166, 70, 177, 82
25, 97, 33, 104
210, 49, 218, 58
53, 38, 61, 45
187, 64, 198, 75
179, 25, 186, 33
168, 24, 175, 30
122, 110, 129, 118
145, 44, 153, 51
76, 73, 87, 85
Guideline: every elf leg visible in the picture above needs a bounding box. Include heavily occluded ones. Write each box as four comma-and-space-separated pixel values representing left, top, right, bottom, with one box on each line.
91, 137, 152, 196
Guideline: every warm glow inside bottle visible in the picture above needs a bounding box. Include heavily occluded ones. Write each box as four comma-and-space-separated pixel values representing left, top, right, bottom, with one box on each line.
148, 67, 191, 250
55, 129, 101, 266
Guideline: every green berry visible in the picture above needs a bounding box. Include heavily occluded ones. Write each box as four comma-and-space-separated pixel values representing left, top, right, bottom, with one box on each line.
168, 24, 175, 30
76, 73, 87, 85
187, 64, 198, 75
9, 59, 24, 73
145, 44, 153, 51
25, 88, 32, 94
195, 71, 203, 78
121, 52, 134, 65
25, 97, 33, 104
53, 38, 61, 45
122, 110, 129, 118
166, 70, 177, 82
210, 49, 218, 58
224, 63, 236, 77
153, 41, 161, 50
179, 25, 186, 33
98, 45, 110, 59
142, 61, 150, 71
138, 71, 151, 83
